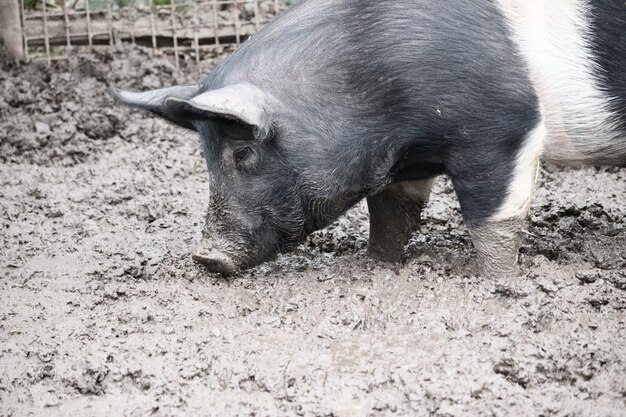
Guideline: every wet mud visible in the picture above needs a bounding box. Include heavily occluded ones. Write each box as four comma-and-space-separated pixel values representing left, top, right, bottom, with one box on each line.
1, 45, 625, 417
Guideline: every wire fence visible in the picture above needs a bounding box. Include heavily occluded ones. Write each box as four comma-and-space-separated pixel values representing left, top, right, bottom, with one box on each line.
19, 0, 289, 68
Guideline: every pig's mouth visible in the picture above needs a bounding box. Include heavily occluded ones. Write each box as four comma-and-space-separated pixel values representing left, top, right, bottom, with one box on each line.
192, 241, 240, 275
191, 223, 305, 275
192, 235, 262, 275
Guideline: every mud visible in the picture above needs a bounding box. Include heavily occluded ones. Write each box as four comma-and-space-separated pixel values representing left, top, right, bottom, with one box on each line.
1, 44, 625, 417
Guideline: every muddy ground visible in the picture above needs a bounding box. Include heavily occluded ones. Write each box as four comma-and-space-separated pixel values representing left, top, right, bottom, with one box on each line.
0, 44, 625, 417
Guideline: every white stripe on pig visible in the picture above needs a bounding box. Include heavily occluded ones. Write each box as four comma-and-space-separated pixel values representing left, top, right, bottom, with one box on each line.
496, 0, 625, 166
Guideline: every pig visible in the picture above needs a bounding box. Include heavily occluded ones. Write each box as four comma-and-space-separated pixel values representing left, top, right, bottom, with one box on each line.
110, 0, 626, 276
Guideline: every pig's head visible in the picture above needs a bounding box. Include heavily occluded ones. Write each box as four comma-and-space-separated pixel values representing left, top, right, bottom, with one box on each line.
110, 82, 350, 274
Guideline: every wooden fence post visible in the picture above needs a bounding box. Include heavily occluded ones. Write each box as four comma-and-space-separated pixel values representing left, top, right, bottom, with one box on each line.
0, 0, 25, 62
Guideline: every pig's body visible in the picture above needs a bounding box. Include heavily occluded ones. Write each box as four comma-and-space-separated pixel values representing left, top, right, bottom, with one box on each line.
112, 0, 625, 276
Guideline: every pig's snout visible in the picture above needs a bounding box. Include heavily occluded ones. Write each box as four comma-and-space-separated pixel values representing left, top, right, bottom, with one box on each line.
192, 241, 237, 275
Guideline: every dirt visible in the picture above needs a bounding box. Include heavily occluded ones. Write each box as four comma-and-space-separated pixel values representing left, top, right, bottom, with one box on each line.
1, 43, 625, 417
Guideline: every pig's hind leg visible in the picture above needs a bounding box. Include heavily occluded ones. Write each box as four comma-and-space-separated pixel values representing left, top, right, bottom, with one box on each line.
366, 179, 434, 263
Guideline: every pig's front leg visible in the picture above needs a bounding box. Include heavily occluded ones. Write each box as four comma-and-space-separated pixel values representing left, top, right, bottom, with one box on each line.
366, 179, 434, 263
450, 124, 546, 277
466, 218, 526, 277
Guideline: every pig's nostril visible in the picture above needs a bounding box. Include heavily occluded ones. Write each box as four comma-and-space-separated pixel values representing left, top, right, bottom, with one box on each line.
192, 248, 237, 275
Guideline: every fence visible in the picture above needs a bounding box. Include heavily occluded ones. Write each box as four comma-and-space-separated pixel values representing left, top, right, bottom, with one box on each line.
11, 0, 288, 68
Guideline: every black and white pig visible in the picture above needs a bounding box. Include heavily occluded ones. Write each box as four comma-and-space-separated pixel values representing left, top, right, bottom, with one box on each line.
111, 0, 626, 276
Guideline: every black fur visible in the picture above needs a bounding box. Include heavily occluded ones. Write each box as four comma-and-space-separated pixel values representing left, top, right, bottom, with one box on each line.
208, 0, 540, 226
113, 0, 543, 269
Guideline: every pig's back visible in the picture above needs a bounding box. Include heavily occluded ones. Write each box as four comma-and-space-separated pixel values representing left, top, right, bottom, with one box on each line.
496, 0, 626, 166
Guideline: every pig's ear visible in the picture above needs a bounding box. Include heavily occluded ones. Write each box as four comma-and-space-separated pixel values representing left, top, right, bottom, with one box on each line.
108, 84, 202, 130
164, 83, 270, 137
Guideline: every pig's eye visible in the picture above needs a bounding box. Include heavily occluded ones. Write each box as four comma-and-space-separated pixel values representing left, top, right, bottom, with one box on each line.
233, 147, 252, 164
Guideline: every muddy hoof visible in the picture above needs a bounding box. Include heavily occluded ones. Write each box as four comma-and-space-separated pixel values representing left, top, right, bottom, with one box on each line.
366, 245, 404, 264
192, 249, 237, 275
